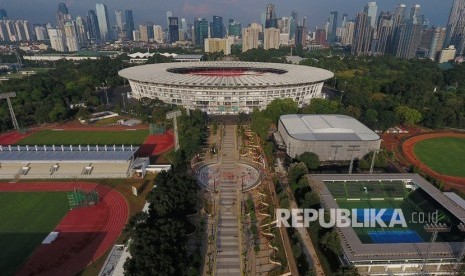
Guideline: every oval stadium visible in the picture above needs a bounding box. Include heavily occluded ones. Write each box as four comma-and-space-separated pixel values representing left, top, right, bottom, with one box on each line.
119, 61, 334, 114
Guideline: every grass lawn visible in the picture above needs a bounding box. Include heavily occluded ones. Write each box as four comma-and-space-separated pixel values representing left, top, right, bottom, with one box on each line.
16, 130, 148, 146
413, 137, 465, 177
0, 192, 69, 275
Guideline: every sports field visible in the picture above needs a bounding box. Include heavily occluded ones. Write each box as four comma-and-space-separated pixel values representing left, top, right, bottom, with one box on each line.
16, 129, 148, 145
0, 192, 69, 275
413, 137, 465, 177
325, 181, 465, 244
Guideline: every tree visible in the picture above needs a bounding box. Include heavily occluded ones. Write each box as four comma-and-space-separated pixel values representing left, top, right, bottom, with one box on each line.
301, 98, 342, 114
288, 162, 309, 187
320, 230, 342, 255
298, 152, 320, 170
395, 105, 422, 125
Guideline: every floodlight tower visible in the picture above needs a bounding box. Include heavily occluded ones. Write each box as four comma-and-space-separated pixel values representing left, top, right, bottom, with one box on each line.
0, 92, 19, 130
369, 149, 379, 174
347, 145, 360, 174
166, 110, 182, 151
420, 223, 450, 275
453, 223, 465, 271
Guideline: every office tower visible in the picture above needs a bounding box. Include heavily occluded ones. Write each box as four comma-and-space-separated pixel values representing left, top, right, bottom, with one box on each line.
242, 24, 260, 52
48, 28, 66, 51
341, 21, 355, 45
290, 11, 297, 40
139, 25, 149, 42
341, 14, 348, 28
115, 10, 124, 39
132, 30, 140, 41
168, 17, 179, 43
75, 16, 88, 45
13, 20, 32, 41
63, 21, 79, 51
166, 11, 172, 29
445, 0, 465, 56
56, 3, 71, 32
265, 4, 278, 28
392, 5, 423, 59
228, 20, 241, 37
264, 27, 279, 49
34, 25, 47, 41
125, 10, 135, 39
87, 10, 100, 41
328, 11, 338, 43
194, 18, 209, 46
153, 25, 163, 43
315, 29, 327, 45
352, 12, 373, 56
410, 4, 422, 24
376, 11, 393, 54
211, 15, 224, 38
204, 38, 232, 54
0, 9, 7, 20
365, 2, 378, 28
96, 3, 110, 41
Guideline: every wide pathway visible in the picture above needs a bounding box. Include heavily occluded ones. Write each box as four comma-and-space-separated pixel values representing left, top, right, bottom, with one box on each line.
216, 125, 241, 275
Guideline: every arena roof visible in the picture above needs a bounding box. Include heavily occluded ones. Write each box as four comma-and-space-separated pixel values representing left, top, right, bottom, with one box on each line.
118, 61, 334, 87
280, 114, 380, 141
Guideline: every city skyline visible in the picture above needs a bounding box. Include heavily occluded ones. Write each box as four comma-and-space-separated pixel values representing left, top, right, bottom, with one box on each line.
0, 0, 454, 29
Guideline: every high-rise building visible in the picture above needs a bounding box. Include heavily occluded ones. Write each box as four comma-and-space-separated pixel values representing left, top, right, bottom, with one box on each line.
166, 11, 172, 29
228, 19, 241, 37
139, 24, 150, 42
328, 11, 338, 43
0, 9, 7, 20
87, 10, 100, 41
444, 0, 465, 57
34, 25, 47, 41
376, 11, 394, 54
48, 28, 66, 51
242, 24, 260, 52
211, 15, 224, 38
115, 10, 124, 39
290, 11, 297, 40
56, 3, 71, 32
410, 4, 422, 25
295, 25, 307, 47
265, 4, 278, 28
75, 16, 88, 45
315, 29, 327, 46
194, 18, 209, 46
264, 27, 279, 49
64, 21, 79, 52
439, 45, 457, 62
168, 17, 179, 43
96, 3, 110, 41
365, 2, 378, 28
125, 10, 135, 39
153, 25, 163, 43
341, 21, 355, 45
392, 5, 423, 59
341, 14, 348, 28
204, 37, 232, 54
352, 11, 373, 56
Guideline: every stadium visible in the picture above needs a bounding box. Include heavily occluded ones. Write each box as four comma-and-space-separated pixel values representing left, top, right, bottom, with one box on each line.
310, 174, 465, 275
276, 114, 381, 161
118, 61, 334, 114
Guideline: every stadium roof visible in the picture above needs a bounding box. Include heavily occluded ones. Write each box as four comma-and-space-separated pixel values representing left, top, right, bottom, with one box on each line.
0, 146, 138, 163
118, 61, 333, 87
279, 114, 380, 141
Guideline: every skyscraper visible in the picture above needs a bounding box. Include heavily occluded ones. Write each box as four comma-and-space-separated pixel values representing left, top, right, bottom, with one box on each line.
341, 21, 355, 45
166, 11, 173, 29
265, 4, 278, 28
392, 5, 423, 59
290, 11, 297, 40
96, 3, 110, 41
341, 14, 348, 28
168, 17, 179, 43
365, 2, 378, 28
48, 28, 66, 51
64, 21, 80, 52
242, 24, 260, 52
87, 10, 100, 41
444, 0, 465, 56
115, 10, 124, 39
56, 3, 71, 32
228, 19, 241, 37
352, 11, 373, 56
194, 18, 209, 46
211, 16, 224, 38
75, 16, 88, 45
125, 10, 135, 39
153, 25, 163, 43
328, 11, 338, 43
264, 27, 279, 49
0, 9, 7, 20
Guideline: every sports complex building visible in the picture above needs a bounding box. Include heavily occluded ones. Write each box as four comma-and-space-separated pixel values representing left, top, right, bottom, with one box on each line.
118, 61, 334, 114
310, 174, 465, 275
276, 114, 381, 161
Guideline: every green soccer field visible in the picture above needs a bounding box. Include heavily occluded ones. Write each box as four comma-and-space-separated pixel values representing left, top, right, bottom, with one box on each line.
0, 192, 69, 275
413, 137, 465, 177
16, 130, 149, 146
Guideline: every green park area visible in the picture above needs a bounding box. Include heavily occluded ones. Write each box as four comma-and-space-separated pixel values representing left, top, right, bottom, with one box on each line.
414, 137, 465, 177
16, 130, 148, 146
0, 192, 69, 275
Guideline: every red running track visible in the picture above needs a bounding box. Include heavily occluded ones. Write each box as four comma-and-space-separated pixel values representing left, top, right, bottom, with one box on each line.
0, 182, 128, 276
136, 131, 174, 157
0, 131, 34, 145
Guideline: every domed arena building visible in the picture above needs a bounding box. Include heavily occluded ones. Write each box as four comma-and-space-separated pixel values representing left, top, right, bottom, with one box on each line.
118, 61, 334, 114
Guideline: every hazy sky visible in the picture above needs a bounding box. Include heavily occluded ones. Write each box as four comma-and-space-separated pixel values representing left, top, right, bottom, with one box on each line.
1, 0, 454, 29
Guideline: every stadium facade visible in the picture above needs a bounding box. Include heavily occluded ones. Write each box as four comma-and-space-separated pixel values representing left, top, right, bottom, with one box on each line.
277, 114, 381, 161
310, 174, 465, 275
118, 61, 333, 114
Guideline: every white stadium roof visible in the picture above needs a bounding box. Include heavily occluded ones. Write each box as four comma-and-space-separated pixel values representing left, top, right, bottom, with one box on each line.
118, 61, 334, 87
280, 114, 380, 141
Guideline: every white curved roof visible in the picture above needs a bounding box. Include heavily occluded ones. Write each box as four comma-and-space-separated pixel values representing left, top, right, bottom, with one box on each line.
118, 61, 334, 87
280, 114, 380, 141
